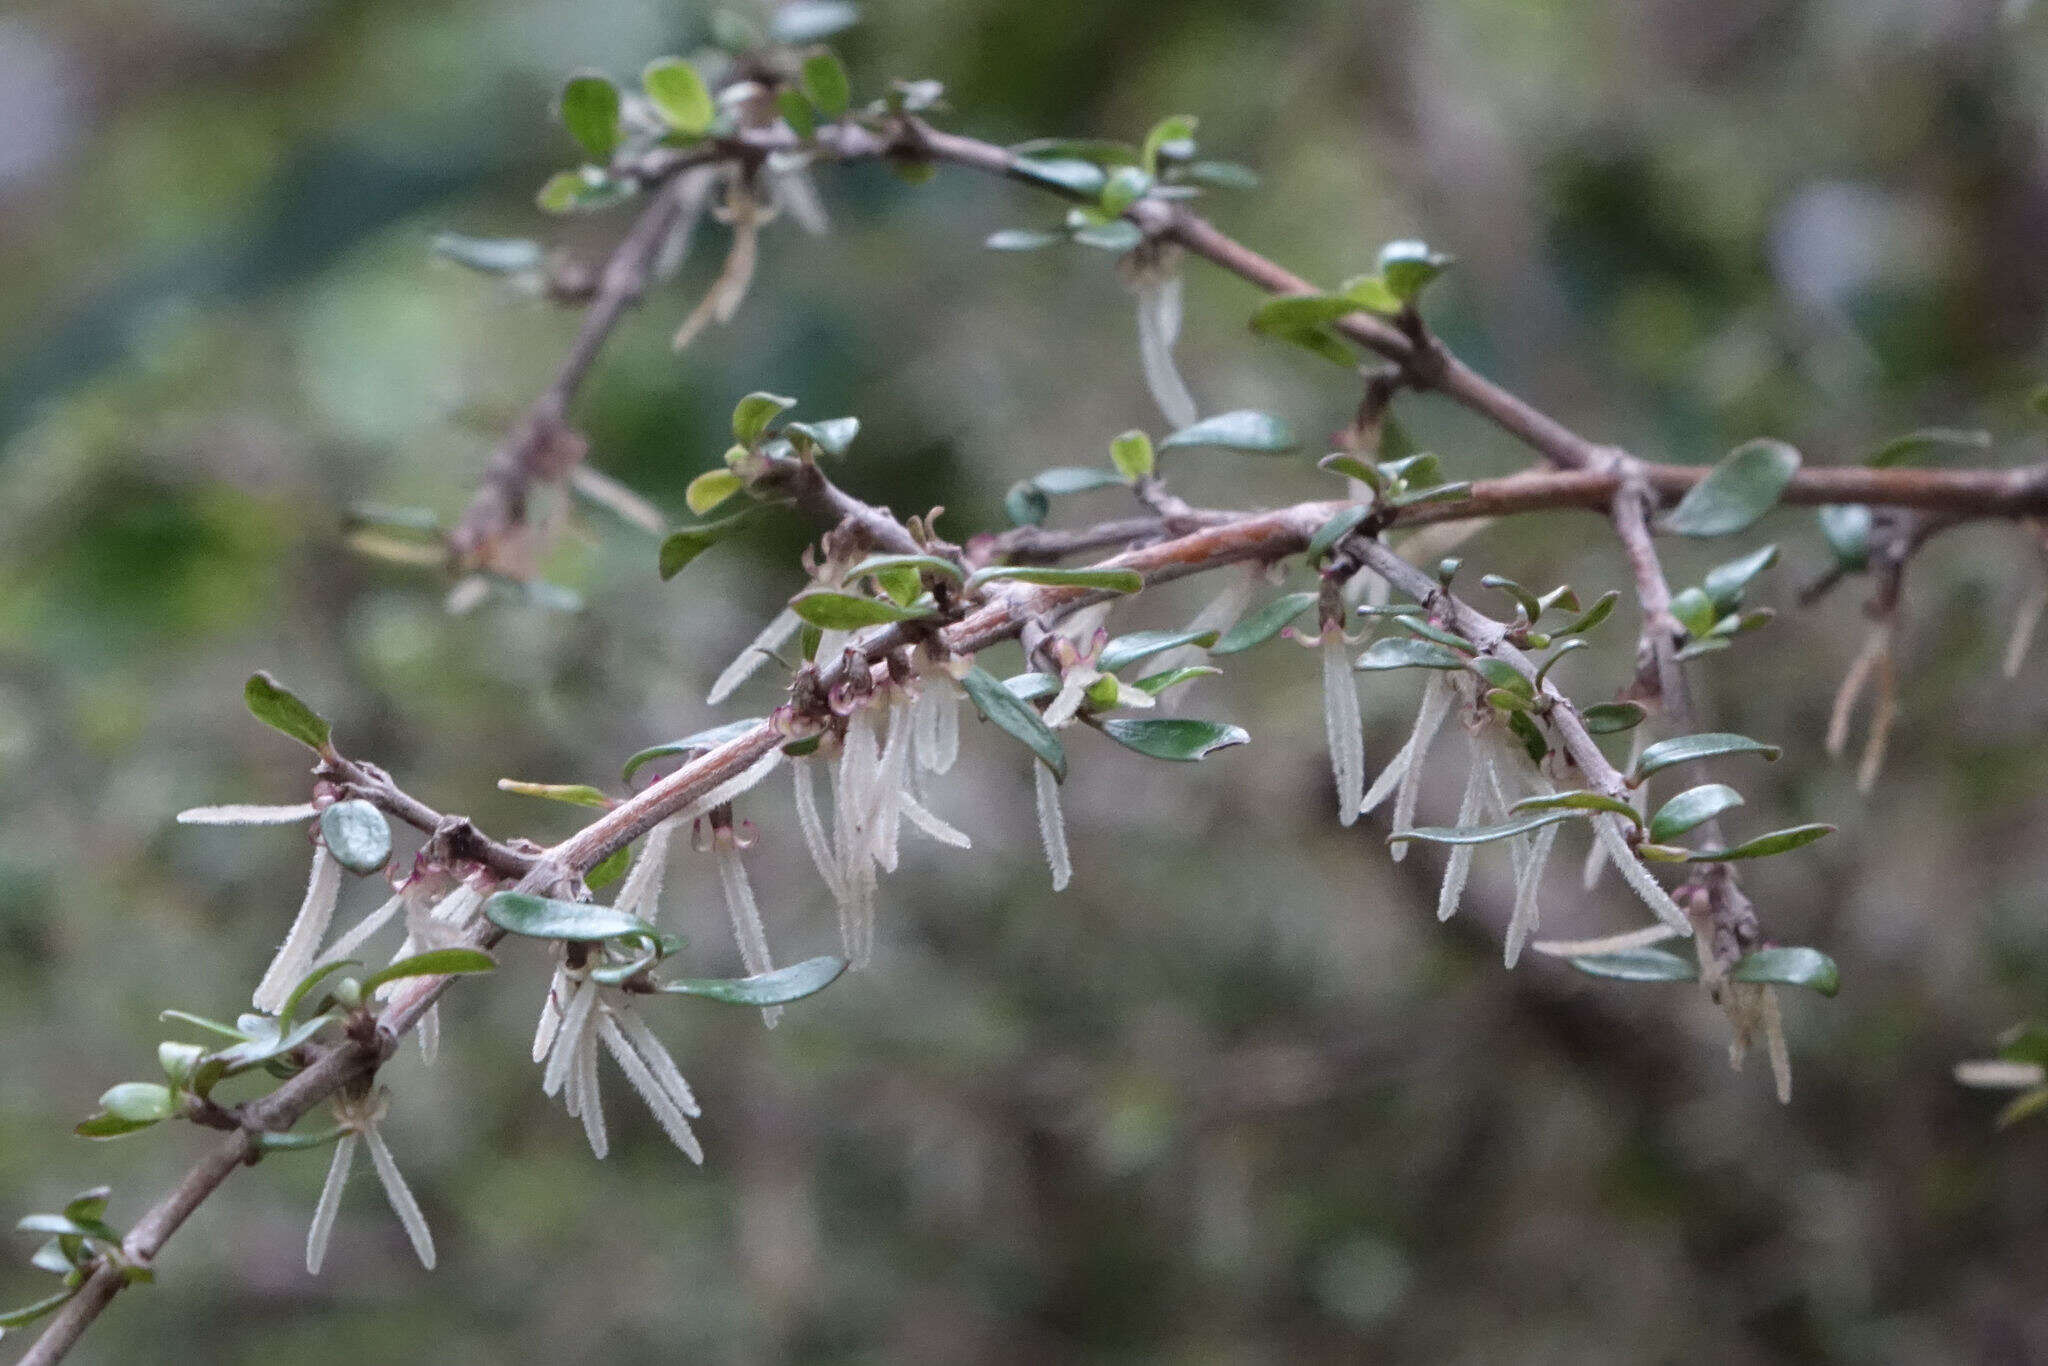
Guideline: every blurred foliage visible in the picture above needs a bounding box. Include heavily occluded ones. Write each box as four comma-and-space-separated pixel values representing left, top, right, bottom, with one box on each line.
6, 0, 2048, 1360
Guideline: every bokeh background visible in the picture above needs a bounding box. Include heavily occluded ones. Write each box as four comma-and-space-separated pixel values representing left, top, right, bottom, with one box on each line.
5, 1, 2048, 1361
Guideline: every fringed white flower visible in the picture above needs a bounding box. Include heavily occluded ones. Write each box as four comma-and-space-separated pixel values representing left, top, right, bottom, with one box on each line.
911, 667, 963, 775
253, 846, 343, 1014
1151, 566, 1257, 707
1321, 634, 1366, 827
1128, 252, 1199, 430
1436, 726, 1488, 923
535, 971, 703, 1161
1583, 727, 1649, 891
1591, 814, 1692, 932
305, 1087, 435, 1274
383, 879, 487, 1066
706, 607, 802, 706
1723, 980, 1792, 1104
713, 827, 780, 1028
177, 803, 318, 826
1503, 815, 1561, 969
1364, 674, 1455, 838
2006, 582, 2048, 678
1032, 760, 1071, 892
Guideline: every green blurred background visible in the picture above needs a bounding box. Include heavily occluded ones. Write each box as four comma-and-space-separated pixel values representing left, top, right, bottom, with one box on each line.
6, 0, 2048, 1361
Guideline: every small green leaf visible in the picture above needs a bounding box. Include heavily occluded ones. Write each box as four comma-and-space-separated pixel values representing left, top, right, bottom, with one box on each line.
1377, 239, 1452, 302
789, 590, 935, 629
1072, 220, 1142, 251
1391, 617, 1476, 654
1552, 590, 1620, 638
253, 1125, 351, 1152
1670, 586, 1718, 641
484, 892, 656, 942
244, 672, 332, 752
1729, 945, 1839, 996
358, 948, 497, 995
643, 58, 714, 135
431, 234, 543, 275
497, 780, 612, 808
1182, 160, 1259, 191
559, 73, 622, 157
1511, 790, 1643, 828
1481, 574, 1543, 624
73, 1114, 155, 1139
318, 800, 390, 877
1032, 465, 1127, 496
965, 566, 1143, 594
784, 416, 861, 456
776, 87, 818, 141
1661, 439, 1801, 537
658, 954, 848, 1006
1002, 672, 1060, 702
1004, 481, 1050, 526
1098, 165, 1153, 216
800, 50, 851, 118
1867, 426, 1990, 468
1389, 808, 1587, 847
98, 1083, 175, 1124
1210, 592, 1317, 655
1631, 732, 1782, 783
535, 167, 633, 214
986, 228, 1061, 251
1140, 114, 1198, 173
1580, 701, 1648, 733
658, 507, 760, 579
732, 391, 798, 444
1702, 544, 1779, 611
622, 718, 767, 783
1132, 665, 1219, 695
1355, 638, 1466, 671
277, 960, 357, 1030
1817, 504, 1871, 571
586, 844, 631, 891
1648, 784, 1744, 842
686, 468, 745, 515
1467, 656, 1534, 699
1010, 156, 1108, 198
1110, 430, 1154, 480
1683, 823, 1835, 861
845, 554, 963, 587
1096, 717, 1248, 761
1159, 410, 1296, 454
959, 664, 1066, 780
0, 1289, 79, 1330
1569, 947, 1699, 983
1305, 506, 1372, 563
158, 1010, 251, 1041
1097, 628, 1217, 673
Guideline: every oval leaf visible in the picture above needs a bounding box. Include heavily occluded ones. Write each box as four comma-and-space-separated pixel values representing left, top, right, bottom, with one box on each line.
959, 664, 1066, 780
1729, 945, 1840, 997
1580, 701, 1648, 734
1097, 628, 1218, 673
1662, 439, 1801, 537
788, 590, 935, 629
1568, 947, 1700, 983
966, 566, 1143, 594
658, 507, 760, 579
1096, 717, 1248, 762
485, 892, 656, 943
658, 954, 848, 1006
1631, 732, 1782, 783
318, 800, 391, 876
98, 1082, 175, 1124
1683, 823, 1835, 862
1210, 592, 1317, 655
245, 672, 332, 751
559, 72, 622, 157
1356, 638, 1466, 671
1648, 784, 1744, 842
643, 57, 714, 135
358, 948, 497, 995
800, 51, 851, 118
621, 718, 767, 784
1306, 505, 1372, 563
1511, 790, 1642, 828
1389, 808, 1587, 847
1159, 410, 1296, 454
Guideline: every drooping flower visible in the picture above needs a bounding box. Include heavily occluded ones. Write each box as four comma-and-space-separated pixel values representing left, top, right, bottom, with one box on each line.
710, 817, 781, 1028
1033, 759, 1071, 893
252, 845, 343, 1014
1321, 633, 1366, 828
305, 1086, 435, 1274
1126, 245, 1199, 430
533, 970, 703, 1162
1365, 674, 1456, 851
706, 607, 802, 705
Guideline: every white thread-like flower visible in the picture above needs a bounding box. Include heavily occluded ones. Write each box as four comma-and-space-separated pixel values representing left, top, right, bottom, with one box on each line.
713, 828, 780, 1028
1129, 257, 1199, 430
1033, 759, 1071, 892
1366, 674, 1456, 850
1582, 729, 1648, 891
534, 971, 703, 1162
305, 1087, 435, 1274
706, 607, 802, 705
252, 846, 343, 1014
1723, 981, 1792, 1104
1321, 635, 1366, 828
176, 803, 319, 826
